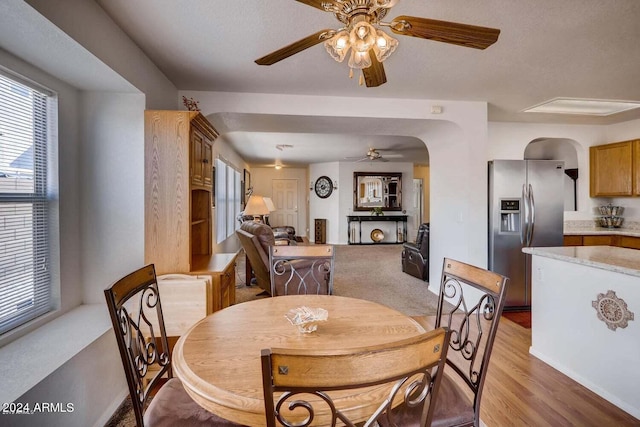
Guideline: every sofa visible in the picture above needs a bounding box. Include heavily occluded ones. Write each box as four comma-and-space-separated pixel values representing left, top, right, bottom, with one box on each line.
401, 223, 430, 281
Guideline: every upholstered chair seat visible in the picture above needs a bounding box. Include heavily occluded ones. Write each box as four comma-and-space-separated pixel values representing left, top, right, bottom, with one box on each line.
144, 378, 240, 426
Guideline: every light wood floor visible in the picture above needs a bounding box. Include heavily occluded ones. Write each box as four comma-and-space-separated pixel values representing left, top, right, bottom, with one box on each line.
481, 317, 639, 426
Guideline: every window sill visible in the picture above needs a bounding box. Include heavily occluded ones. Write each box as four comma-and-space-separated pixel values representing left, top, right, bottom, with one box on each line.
0, 304, 111, 404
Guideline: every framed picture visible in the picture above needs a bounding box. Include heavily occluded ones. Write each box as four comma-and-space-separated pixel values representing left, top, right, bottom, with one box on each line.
240, 180, 245, 209
244, 169, 251, 203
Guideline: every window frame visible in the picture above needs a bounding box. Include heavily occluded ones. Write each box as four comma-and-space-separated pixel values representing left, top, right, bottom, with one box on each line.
0, 69, 55, 336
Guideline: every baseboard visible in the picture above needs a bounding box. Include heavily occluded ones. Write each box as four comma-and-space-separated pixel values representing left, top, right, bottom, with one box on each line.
92, 389, 128, 427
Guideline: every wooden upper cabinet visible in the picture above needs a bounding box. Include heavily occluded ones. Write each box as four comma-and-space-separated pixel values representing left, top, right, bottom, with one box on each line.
190, 129, 205, 186
202, 138, 213, 186
190, 118, 216, 188
589, 140, 636, 197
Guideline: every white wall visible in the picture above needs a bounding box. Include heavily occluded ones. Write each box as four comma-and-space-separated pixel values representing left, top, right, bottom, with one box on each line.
309, 163, 340, 243
2, 331, 127, 427
25, 0, 177, 109
79, 92, 146, 303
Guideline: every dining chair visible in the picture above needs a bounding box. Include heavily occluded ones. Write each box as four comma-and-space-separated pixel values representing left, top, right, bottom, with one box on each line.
261, 327, 451, 427
104, 264, 243, 427
268, 244, 335, 296
392, 257, 509, 427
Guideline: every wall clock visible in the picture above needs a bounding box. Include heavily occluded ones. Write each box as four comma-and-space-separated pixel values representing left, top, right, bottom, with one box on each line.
314, 176, 333, 199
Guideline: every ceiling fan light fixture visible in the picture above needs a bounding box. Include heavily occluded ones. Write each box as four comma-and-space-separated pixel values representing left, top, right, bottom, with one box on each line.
373, 29, 398, 61
324, 30, 350, 62
350, 21, 377, 53
348, 50, 372, 69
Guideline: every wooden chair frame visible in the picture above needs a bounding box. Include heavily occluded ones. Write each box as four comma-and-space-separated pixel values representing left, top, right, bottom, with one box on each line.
434, 257, 509, 427
104, 264, 172, 427
268, 245, 335, 296
261, 328, 451, 427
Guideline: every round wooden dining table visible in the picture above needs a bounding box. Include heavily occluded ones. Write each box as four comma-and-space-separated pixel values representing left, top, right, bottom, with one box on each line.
172, 294, 427, 426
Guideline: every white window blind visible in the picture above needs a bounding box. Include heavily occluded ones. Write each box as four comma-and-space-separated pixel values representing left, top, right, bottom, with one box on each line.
0, 72, 52, 335
215, 158, 242, 244
215, 158, 227, 243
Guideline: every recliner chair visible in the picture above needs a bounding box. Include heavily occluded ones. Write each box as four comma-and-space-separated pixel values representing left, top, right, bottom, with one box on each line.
401, 223, 429, 281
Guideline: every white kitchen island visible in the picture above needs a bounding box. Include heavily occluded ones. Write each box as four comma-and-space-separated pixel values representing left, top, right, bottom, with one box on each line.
523, 245, 639, 419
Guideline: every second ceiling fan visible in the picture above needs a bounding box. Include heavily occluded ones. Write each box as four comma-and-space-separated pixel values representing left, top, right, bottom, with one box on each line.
346, 147, 400, 162
255, 0, 500, 87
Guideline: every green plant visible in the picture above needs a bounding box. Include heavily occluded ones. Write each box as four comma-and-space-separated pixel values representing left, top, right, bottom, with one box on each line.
371, 207, 384, 216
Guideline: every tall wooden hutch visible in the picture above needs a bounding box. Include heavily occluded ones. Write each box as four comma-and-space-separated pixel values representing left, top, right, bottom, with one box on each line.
144, 110, 236, 313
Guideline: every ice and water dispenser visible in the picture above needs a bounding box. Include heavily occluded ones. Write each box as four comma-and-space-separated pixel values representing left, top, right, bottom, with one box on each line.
500, 199, 520, 233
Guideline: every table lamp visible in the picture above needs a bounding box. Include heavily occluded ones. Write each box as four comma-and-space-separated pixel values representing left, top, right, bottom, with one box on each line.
244, 195, 270, 222
262, 197, 276, 225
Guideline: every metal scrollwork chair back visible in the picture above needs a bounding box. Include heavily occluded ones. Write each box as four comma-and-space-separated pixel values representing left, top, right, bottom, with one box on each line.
390, 258, 508, 427
104, 264, 242, 426
269, 245, 335, 296
261, 328, 451, 427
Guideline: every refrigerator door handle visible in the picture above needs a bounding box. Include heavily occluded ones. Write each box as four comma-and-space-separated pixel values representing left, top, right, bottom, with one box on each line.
528, 184, 535, 246
521, 183, 528, 245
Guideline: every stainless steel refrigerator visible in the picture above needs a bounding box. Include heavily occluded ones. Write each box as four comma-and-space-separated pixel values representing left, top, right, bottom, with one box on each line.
488, 160, 565, 310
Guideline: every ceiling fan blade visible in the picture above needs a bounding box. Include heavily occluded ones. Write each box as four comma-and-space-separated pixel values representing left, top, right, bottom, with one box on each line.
294, 0, 337, 11
362, 53, 387, 87
390, 15, 500, 50
255, 30, 332, 65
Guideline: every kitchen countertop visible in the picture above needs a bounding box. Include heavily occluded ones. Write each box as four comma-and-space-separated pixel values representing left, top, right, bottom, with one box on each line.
564, 220, 640, 237
522, 245, 640, 278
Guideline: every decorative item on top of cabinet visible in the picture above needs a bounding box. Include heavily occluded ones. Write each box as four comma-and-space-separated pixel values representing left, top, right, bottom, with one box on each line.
144, 110, 219, 275
589, 139, 640, 197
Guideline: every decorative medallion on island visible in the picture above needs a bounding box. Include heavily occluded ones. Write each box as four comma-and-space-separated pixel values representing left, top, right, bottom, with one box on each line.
592, 290, 634, 331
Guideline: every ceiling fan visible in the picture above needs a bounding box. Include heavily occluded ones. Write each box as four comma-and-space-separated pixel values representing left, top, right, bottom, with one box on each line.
346, 147, 393, 162
255, 0, 500, 87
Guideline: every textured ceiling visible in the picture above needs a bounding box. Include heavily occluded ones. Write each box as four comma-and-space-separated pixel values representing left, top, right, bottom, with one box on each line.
94, 0, 640, 165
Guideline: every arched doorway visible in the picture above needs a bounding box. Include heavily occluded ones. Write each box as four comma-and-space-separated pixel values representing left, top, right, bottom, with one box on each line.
524, 138, 579, 211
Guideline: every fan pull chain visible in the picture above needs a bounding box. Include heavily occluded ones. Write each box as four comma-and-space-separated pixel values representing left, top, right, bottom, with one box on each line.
349, 68, 354, 79
359, 73, 364, 86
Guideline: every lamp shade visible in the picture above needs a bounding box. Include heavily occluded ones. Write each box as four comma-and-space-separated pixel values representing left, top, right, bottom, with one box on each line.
244, 195, 270, 216
263, 197, 276, 212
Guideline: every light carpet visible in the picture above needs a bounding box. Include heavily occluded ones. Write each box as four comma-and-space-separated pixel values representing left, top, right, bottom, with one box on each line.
236, 244, 438, 317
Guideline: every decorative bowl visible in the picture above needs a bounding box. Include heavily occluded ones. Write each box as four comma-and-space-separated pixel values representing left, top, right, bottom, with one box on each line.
285, 306, 328, 333
370, 228, 384, 243
596, 216, 624, 228
598, 205, 624, 216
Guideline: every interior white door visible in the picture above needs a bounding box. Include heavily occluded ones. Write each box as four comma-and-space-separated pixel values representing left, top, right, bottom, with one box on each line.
271, 179, 299, 232
412, 178, 423, 229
